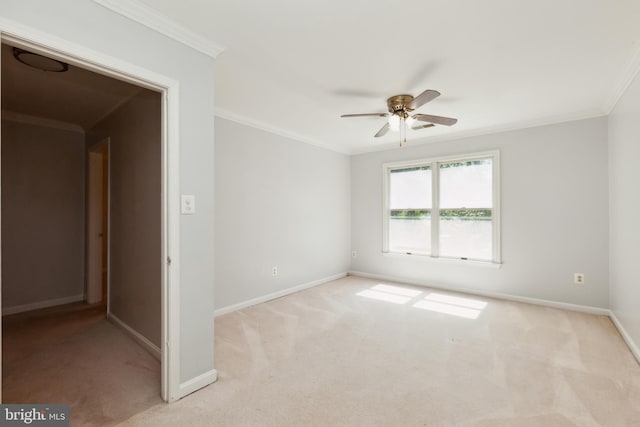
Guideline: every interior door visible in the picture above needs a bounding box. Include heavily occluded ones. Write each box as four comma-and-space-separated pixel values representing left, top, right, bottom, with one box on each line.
86, 149, 104, 304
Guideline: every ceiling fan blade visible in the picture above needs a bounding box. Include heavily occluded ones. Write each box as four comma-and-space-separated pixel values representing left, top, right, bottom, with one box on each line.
341, 113, 388, 118
412, 123, 435, 130
413, 114, 458, 126
374, 122, 390, 137
408, 90, 440, 110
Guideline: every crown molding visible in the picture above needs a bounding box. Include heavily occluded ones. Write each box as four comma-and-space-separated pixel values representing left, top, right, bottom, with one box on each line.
216, 108, 605, 157
604, 41, 640, 114
2, 110, 85, 133
350, 109, 607, 155
214, 108, 351, 155
93, 0, 225, 58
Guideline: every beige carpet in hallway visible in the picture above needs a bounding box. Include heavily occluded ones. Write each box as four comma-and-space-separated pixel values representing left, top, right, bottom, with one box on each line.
3, 303, 162, 426
121, 276, 640, 426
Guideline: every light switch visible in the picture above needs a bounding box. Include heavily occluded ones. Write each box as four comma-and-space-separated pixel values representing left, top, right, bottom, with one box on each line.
181, 195, 195, 214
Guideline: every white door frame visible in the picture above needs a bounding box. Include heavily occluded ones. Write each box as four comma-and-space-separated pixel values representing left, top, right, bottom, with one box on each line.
0, 20, 182, 402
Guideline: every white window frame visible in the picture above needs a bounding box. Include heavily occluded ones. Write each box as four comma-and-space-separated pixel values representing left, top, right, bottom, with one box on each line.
382, 150, 501, 264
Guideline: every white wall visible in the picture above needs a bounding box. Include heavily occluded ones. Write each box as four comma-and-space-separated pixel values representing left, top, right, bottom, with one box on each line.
88, 89, 161, 347
609, 72, 640, 350
214, 117, 351, 310
2, 0, 216, 385
351, 117, 609, 308
1, 119, 85, 310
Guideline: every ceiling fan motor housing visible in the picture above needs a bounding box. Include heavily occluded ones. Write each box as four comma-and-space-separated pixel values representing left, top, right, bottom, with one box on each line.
387, 94, 414, 117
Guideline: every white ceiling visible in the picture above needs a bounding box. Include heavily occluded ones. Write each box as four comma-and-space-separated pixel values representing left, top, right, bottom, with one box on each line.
1, 43, 143, 130
145, 1, 640, 153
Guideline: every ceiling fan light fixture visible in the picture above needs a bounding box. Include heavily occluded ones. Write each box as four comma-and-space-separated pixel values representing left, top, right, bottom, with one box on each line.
13, 47, 69, 73
406, 116, 416, 128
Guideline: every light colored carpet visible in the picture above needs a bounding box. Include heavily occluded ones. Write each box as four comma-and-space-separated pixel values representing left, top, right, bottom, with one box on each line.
121, 276, 640, 426
3, 302, 162, 426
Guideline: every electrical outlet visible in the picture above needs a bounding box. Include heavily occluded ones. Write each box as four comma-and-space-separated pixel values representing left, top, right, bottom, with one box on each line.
574, 273, 585, 284
272, 267, 278, 276
352, 250, 357, 258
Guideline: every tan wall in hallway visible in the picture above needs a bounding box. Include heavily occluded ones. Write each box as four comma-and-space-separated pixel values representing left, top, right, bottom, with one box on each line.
88, 89, 162, 347
1, 119, 86, 309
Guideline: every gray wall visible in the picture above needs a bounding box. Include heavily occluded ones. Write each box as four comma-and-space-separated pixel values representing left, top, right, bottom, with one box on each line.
609, 72, 640, 348
88, 90, 161, 347
1, 120, 85, 309
2, 0, 216, 384
214, 117, 351, 309
351, 117, 610, 308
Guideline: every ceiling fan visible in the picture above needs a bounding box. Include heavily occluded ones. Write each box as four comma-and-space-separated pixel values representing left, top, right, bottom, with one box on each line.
341, 89, 457, 146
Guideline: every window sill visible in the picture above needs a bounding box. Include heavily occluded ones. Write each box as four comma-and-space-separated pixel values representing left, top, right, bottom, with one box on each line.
382, 251, 502, 269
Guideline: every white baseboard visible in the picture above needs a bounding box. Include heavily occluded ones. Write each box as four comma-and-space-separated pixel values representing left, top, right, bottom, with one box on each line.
347, 271, 610, 316
107, 312, 161, 360
179, 369, 218, 398
214, 272, 348, 317
2, 294, 85, 316
609, 311, 640, 365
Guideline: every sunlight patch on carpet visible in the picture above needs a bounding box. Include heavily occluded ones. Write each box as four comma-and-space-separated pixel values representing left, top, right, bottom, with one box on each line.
356, 284, 487, 319
413, 293, 487, 319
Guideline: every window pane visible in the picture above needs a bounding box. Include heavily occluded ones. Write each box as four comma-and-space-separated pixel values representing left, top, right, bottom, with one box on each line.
389, 210, 430, 255
439, 209, 492, 260
390, 166, 432, 209
439, 159, 492, 208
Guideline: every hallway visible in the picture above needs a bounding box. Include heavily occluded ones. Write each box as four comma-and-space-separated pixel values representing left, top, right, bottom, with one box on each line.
3, 303, 161, 426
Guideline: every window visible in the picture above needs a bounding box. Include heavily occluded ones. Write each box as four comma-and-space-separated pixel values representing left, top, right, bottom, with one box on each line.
383, 151, 500, 263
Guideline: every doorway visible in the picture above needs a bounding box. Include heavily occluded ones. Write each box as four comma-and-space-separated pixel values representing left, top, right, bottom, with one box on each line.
0, 33, 176, 410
